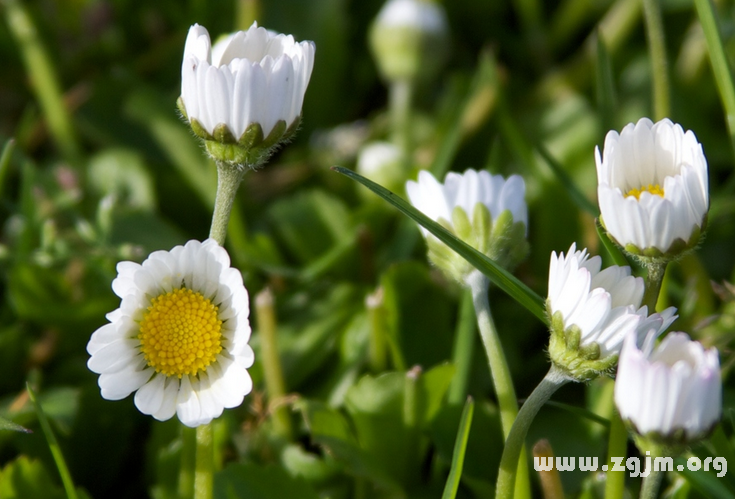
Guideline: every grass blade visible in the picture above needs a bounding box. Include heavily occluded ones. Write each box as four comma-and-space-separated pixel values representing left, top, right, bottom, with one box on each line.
441, 397, 475, 499
0, 415, 31, 433
332, 166, 548, 324
595, 219, 630, 267
694, 0, 735, 156
27, 383, 79, 499
536, 143, 598, 216
595, 32, 617, 133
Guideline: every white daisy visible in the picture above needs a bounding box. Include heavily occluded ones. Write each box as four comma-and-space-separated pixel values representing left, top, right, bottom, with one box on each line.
547, 243, 677, 379
87, 239, 253, 428
596, 118, 709, 257
406, 169, 529, 281
180, 22, 315, 143
615, 331, 721, 442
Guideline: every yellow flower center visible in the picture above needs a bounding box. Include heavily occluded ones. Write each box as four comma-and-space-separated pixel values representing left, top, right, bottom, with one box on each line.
625, 184, 664, 200
138, 288, 223, 378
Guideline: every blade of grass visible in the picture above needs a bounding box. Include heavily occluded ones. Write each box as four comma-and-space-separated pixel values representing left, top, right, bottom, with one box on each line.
643, 0, 670, 120
2, 0, 82, 165
694, 0, 735, 156
332, 166, 548, 324
26, 383, 78, 499
536, 143, 598, 216
541, 401, 610, 428
0, 415, 31, 433
596, 219, 630, 267
0, 138, 15, 196
441, 397, 475, 499
595, 33, 617, 133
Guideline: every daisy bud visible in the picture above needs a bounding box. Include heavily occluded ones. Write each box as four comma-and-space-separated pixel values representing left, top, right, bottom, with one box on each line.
615, 331, 721, 448
596, 118, 709, 261
369, 0, 449, 83
179, 23, 315, 167
547, 244, 677, 381
406, 169, 529, 284
87, 239, 254, 428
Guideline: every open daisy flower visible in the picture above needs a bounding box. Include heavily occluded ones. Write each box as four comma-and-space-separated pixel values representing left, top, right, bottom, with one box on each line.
406, 169, 529, 283
179, 22, 315, 166
547, 243, 677, 380
87, 239, 253, 427
615, 331, 721, 445
596, 118, 709, 259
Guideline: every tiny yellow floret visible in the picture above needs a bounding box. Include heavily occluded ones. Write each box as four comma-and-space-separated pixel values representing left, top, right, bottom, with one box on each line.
139, 288, 223, 378
625, 184, 664, 200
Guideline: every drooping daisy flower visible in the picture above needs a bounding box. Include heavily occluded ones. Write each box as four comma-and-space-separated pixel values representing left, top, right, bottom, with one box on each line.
179, 23, 315, 166
406, 169, 529, 282
615, 331, 721, 444
547, 243, 677, 380
596, 118, 709, 258
87, 239, 253, 427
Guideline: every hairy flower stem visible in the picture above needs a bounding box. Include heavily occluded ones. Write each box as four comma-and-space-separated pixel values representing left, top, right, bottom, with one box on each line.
194, 423, 214, 499
640, 453, 665, 499
466, 271, 531, 499
642, 260, 668, 313
209, 162, 247, 245
389, 78, 414, 173
603, 411, 628, 499
495, 366, 570, 499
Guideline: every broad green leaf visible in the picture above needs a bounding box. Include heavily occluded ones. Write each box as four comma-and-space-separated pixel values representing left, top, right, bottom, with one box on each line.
332, 167, 547, 324
441, 397, 475, 499
214, 463, 320, 499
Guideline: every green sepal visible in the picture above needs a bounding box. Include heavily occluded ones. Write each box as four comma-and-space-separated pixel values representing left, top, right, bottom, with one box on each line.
261, 120, 288, 150
627, 419, 718, 453
176, 96, 188, 120
189, 117, 213, 141
238, 122, 264, 150
213, 123, 237, 144
425, 204, 529, 284
547, 308, 618, 382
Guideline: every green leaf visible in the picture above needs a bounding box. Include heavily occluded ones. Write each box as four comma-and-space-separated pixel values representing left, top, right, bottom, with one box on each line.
441, 398, 475, 499
214, 463, 320, 499
87, 148, 156, 210
0, 456, 66, 499
595, 31, 617, 134
536, 143, 598, 216
0, 137, 15, 196
332, 166, 548, 324
596, 219, 630, 267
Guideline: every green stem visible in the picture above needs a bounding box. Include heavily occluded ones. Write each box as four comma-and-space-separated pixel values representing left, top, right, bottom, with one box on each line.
26, 384, 78, 499
642, 260, 668, 312
179, 427, 196, 499
466, 271, 531, 499
209, 162, 246, 245
693, 0, 735, 155
642, 0, 670, 120
194, 423, 214, 499
603, 411, 628, 499
640, 454, 665, 499
2, 0, 82, 166
448, 287, 477, 405
255, 287, 293, 439
495, 366, 570, 499
389, 78, 414, 173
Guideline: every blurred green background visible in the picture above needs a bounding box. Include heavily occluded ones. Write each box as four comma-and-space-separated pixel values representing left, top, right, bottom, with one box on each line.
0, 0, 735, 498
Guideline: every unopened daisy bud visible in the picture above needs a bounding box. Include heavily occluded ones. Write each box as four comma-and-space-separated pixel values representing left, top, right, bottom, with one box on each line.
615, 331, 721, 448
356, 142, 405, 199
547, 244, 677, 381
179, 23, 315, 167
596, 118, 709, 261
406, 169, 529, 283
369, 0, 449, 83
87, 239, 254, 428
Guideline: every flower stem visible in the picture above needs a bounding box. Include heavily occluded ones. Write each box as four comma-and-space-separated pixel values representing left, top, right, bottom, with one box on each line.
642, 260, 668, 312
603, 411, 628, 499
255, 287, 293, 439
389, 78, 414, 173
642, 0, 670, 120
448, 287, 477, 405
466, 271, 531, 499
639, 450, 665, 499
209, 162, 246, 245
179, 427, 196, 499
194, 423, 214, 499
495, 366, 569, 499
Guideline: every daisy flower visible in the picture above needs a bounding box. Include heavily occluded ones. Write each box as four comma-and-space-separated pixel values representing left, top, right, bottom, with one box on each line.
615, 331, 721, 444
596, 118, 708, 258
87, 239, 253, 427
